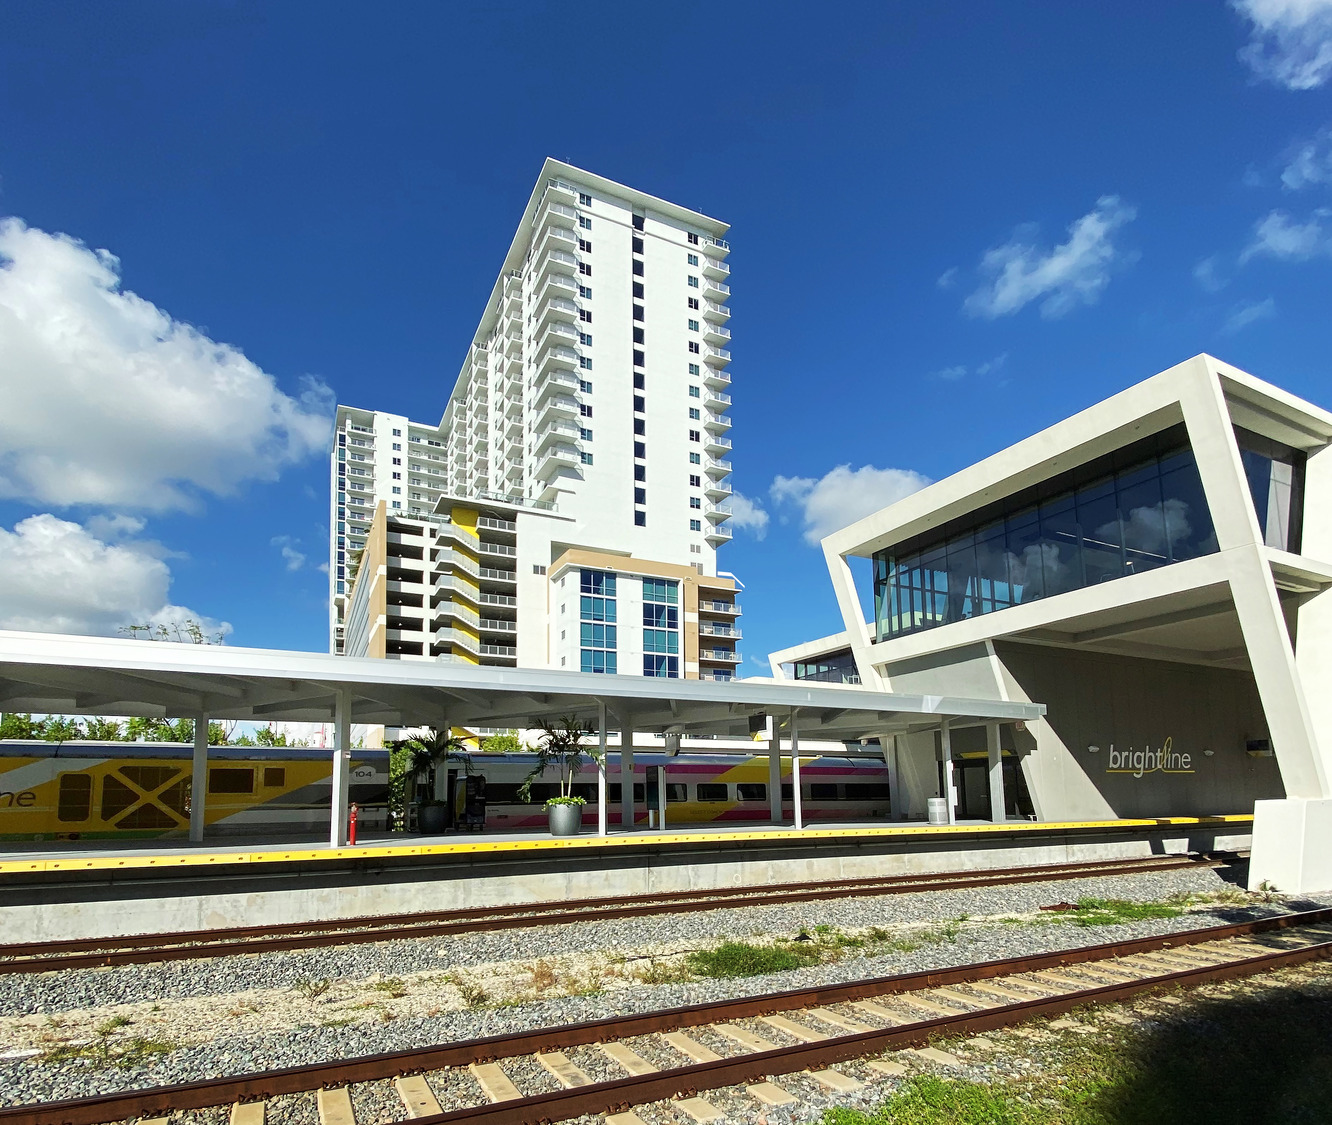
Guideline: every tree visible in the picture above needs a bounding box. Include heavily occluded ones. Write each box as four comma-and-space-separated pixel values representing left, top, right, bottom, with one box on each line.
40, 717, 83, 743
479, 730, 527, 754
83, 717, 125, 741
0, 713, 38, 740
126, 716, 172, 742
518, 716, 599, 805
388, 727, 474, 824
119, 619, 225, 645
256, 725, 288, 747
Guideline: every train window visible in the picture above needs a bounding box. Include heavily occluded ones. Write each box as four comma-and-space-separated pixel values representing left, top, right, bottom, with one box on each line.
810, 783, 839, 800
209, 768, 255, 794
696, 783, 728, 802
57, 773, 92, 822
485, 783, 525, 804
263, 767, 286, 788
737, 783, 767, 802
845, 783, 892, 801
665, 783, 687, 803
607, 783, 621, 802
781, 783, 793, 800
571, 784, 598, 802
100, 775, 139, 821
633, 783, 645, 802
121, 766, 179, 791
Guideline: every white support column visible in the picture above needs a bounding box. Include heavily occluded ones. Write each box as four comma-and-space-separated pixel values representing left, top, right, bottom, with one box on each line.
884, 734, 903, 821
791, 710, 804, 831
940, 718, 958, 825
329, 688, 352, 848
189, 713, 208, 844
597, 700, 608, 838
618, 713, 635, 832
986, 722, 1006, 823
768, 721, 782, 826
657, 765, 667, 831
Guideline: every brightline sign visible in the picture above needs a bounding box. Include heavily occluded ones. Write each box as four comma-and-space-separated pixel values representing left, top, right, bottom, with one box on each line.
1105, 736, 1194, 778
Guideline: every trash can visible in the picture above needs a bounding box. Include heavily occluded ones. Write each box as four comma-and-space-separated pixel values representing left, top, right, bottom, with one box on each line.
927, 797, 949, 825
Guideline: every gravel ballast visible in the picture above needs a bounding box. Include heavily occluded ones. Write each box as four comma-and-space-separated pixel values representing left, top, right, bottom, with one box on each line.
0, 863, 1325, 1112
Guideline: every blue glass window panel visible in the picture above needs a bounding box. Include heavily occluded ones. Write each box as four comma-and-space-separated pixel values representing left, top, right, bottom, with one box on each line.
580, 623, 617, 648
580, 596, 617, 623
643, 604, 679, 629
580, 570, 617, 596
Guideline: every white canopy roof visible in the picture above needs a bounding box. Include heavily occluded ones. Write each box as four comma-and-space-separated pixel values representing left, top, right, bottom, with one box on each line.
0, 631, 1043, 740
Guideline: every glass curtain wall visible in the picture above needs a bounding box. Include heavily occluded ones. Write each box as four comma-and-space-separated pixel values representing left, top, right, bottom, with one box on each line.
1235, 427, 1305, 553
873, 426, 1219, 642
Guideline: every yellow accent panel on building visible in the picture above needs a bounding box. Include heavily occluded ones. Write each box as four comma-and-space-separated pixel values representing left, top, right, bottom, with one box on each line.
452, 506, 479, 535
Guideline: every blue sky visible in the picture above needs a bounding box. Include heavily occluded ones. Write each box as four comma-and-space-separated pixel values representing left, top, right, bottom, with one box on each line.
1, 1, 1331, 673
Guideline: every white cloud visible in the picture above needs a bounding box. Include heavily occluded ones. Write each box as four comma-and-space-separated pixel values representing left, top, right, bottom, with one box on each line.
931, 353, 1008, 381
1193, 255, 1229, 292
271, 535, 307, 571
771, 464, 931, 545
727, 492, 769, 540
962, 196, 1137, 319
1224, 297, 1278, 333
1282, 124, 1332, 187
1233, 0, 1332, 89
0, 514, 229, 637
936, 267, 959, 290
1241, 208, 1332, 261
0, 218, 333, 511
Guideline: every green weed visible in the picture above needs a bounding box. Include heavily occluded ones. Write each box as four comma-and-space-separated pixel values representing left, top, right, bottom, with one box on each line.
685, 940, 821, 979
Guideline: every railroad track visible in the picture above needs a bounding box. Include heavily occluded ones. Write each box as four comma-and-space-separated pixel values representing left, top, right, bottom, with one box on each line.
0, 853, 1224, 974
7, 904, 1327, 1125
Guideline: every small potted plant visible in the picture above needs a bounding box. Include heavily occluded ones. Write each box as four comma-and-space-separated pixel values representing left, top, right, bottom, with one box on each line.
519, 715, 600, 837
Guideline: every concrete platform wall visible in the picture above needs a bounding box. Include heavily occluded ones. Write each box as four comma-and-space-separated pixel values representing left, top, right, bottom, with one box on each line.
0, 828, 1251, 943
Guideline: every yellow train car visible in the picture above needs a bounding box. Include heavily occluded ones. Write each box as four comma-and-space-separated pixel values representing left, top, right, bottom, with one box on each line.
0, 741, 390, 841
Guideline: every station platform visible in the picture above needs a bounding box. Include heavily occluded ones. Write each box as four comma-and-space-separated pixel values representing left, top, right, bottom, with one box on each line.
0, 815, 1254, 944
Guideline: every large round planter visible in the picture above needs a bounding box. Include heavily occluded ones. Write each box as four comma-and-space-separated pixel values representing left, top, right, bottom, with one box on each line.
547, 802, 583, 837
417, 803, 448, 835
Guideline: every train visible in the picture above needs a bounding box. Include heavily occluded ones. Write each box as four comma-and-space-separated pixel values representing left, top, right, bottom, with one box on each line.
0, 740, 899, 840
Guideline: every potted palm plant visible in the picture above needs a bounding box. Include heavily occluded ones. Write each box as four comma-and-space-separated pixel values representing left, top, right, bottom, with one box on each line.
519, 716, 600, 837
391, 727, 474, 834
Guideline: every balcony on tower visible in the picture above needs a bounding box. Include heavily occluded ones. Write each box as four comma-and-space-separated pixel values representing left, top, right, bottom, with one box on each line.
702, 277, 730, 302
702, 343, 731, 369
703, 321, 731, 346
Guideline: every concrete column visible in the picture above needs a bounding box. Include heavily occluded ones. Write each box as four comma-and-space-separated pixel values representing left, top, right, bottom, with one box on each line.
329, 688, 352, 848
596, 700, 608, 838
884, 733, 903, 820
618, 713, 634, 831
656, 765, 667, 831
189, 714, 208, 844
791, 710, 804, 831
767, 723, 782, 826
986, 722, 1006, 823
940, 718, 958, 825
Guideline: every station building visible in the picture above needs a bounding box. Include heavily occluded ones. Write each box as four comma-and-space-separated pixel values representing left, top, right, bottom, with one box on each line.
771, 355, 1332, 892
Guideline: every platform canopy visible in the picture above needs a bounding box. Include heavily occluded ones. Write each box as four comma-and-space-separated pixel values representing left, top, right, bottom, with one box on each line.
0, 630, 1043, 740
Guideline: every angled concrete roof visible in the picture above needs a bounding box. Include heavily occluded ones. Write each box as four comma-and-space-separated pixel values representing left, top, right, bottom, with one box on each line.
0, 631, 1043, 740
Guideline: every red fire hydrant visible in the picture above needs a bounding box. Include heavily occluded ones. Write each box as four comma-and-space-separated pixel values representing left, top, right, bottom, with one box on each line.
349, 803, 359, 845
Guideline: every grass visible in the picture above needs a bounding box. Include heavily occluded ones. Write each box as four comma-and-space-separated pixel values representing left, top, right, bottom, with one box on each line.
820, 967, 1332, 1124
824, 1075, 1024, 1124
1064, 897, 1184, 927
685, 940, 822, 979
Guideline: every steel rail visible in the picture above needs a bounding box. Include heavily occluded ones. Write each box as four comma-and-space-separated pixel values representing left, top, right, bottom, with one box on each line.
409, 936, 1332, 1125
0, 854, 1216, 974
3, 905, 1327, 1125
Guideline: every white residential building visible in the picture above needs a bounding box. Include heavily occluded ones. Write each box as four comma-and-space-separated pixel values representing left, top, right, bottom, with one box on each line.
331, 160, 741, 678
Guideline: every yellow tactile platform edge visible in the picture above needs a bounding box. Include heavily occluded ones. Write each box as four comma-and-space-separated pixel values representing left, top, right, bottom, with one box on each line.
0, 815, 1254, 876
